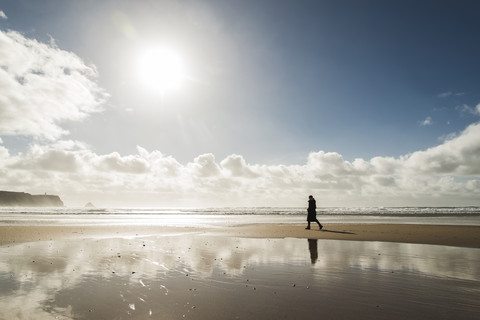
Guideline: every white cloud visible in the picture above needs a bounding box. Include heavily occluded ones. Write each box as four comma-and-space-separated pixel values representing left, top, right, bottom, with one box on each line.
0, 145, 8, 159
189, 153, 222, 177
94, 152, 150, 174
0, 11, 7, 20
420, 116, 432, 126
437, 91, 452, 98
405, 122, 480, 176
1, 122, 480, 207
437, 91, 464, 98
0, 30, 108, 140
456, 103, 480, 116
221, 154, 258, 177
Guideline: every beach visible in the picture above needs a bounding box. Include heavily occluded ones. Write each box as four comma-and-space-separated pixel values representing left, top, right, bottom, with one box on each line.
1, 219, 480, 319
1, 223, 480, 248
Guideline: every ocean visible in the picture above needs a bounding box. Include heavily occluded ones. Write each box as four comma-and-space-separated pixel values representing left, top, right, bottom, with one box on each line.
1, 206, 480, 227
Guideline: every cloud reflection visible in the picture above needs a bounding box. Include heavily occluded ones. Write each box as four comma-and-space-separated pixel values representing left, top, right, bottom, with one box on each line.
0, 235, 479, 319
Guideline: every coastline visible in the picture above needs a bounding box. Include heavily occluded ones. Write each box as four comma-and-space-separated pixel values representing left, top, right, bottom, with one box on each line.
2, 223, 479, 248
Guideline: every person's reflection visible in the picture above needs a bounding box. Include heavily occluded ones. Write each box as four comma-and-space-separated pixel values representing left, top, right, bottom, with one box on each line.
308, 239, 318, 264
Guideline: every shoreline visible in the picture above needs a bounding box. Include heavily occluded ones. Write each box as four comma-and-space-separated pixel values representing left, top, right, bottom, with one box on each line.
1, 223, 479, 248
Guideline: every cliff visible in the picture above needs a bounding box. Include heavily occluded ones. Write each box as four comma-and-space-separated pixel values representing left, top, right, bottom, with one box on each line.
0, 191, 64, 207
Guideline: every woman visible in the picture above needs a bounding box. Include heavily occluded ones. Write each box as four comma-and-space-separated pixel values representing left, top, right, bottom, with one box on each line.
306, 195, 323, 230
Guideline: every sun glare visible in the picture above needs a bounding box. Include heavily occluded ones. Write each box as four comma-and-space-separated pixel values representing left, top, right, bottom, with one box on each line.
136, 46, 186, 95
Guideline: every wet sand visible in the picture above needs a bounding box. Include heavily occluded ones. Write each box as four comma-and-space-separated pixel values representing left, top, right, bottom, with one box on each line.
1, 223, 479, 248
1, 224, 480, 319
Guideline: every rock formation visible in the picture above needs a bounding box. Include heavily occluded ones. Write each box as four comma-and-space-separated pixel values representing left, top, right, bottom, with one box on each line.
85, 202, 95, 208
0, 191, 64, 207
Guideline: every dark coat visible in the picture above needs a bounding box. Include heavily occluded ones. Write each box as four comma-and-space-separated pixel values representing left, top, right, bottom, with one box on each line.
307, 198, 317, 221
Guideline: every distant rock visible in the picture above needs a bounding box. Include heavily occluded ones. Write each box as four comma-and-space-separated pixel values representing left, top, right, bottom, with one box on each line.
0, 191, 64, 207
85, 202, 95, 208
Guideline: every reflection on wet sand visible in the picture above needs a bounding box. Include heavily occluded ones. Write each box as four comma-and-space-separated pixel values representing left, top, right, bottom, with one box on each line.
1, 235, 479, 319
308, 239, 318, 264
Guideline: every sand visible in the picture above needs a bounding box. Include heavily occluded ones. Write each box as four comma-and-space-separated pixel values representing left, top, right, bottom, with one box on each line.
1, 223, 479, 248
1, 223, 479, 319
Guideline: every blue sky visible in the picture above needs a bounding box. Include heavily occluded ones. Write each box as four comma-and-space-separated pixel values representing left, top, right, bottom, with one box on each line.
1, 0, 479, 207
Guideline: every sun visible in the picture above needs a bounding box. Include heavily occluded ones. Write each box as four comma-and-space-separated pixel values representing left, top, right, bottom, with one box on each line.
135, 46, 186, 95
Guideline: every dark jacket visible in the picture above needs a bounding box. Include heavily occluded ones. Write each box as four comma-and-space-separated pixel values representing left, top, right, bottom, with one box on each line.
307, 198, 317, 221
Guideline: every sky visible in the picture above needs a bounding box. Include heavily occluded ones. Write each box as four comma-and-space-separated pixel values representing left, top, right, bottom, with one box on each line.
0, 0, 479, 207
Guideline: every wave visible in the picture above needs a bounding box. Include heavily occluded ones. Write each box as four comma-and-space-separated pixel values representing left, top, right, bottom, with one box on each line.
1, 206, 480, 216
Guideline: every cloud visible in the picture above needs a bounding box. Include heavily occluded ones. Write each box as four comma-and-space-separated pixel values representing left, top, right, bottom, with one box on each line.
456, 103, 480, 116
437, 91, 452, 98
437, 91, 464, 98
405, 122, 480, 176
1, 122, 480, 207
0, 139, 8, 159
0, 11, 7, 20
189, 153, 222, 177
0, 30, 108, 140
420, 116, 432, 126
221, 154, 258, 177
94, 152, 150, 174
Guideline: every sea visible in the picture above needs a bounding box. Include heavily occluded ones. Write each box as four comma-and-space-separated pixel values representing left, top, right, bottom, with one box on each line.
1, 206, 480, 227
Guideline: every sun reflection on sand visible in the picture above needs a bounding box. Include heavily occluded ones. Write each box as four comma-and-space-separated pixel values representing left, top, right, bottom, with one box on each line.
0, 235, 479, 319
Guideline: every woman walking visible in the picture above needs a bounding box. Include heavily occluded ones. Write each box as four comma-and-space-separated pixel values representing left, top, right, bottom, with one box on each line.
306, 195, 323, 230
